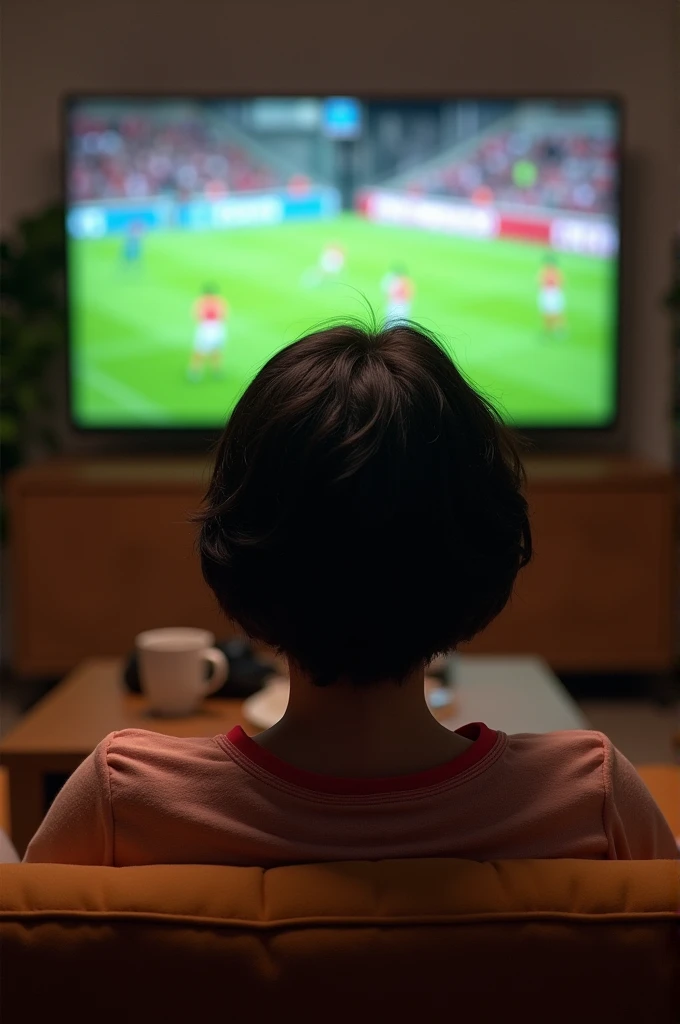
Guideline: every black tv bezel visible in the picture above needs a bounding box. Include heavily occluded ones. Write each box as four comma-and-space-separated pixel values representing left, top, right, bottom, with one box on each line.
62, 92, 624, 439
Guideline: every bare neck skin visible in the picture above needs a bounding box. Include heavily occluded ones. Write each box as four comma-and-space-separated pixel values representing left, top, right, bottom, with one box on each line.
252, 660, 473, 778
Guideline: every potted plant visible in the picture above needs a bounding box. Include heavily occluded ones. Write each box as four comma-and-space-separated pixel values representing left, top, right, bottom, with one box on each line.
0, 204, 66, 502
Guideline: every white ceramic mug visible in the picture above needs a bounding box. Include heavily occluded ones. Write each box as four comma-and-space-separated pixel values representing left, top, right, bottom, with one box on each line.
135, 628, 228, 716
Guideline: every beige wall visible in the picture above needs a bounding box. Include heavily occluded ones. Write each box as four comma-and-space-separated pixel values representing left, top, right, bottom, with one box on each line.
1, 0, 677, 462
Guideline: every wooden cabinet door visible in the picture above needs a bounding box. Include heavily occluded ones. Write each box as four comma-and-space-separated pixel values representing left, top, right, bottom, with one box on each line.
468, 487, 674, 670
11, 493, 232, 676
8, 460, 675, 676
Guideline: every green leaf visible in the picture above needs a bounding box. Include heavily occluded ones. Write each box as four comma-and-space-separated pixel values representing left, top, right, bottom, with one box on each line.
0, 413, 19, 443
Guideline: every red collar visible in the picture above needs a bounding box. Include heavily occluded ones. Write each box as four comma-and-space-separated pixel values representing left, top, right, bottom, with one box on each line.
224, 722, 498, 795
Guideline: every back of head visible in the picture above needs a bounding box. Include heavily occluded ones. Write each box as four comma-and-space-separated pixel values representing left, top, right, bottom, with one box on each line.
197, 323, 531, 686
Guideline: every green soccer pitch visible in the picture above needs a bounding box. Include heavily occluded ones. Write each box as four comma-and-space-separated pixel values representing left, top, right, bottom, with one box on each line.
69, 212, 618, 429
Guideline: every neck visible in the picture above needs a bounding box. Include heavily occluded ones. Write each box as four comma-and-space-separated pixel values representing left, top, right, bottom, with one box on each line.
253, 659, 471, 777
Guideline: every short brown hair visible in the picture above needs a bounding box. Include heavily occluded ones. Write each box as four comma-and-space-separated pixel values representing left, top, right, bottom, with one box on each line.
196, 323, 531, 686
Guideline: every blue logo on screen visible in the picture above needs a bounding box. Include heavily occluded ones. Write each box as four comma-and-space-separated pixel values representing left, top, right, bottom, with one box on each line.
323, 97, 361, 139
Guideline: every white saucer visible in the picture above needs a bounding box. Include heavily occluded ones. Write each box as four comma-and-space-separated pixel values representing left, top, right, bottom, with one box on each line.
241, 676, 290, 729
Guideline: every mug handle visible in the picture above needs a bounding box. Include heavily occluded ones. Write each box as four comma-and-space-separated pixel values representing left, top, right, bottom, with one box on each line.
202, 648, 229, 696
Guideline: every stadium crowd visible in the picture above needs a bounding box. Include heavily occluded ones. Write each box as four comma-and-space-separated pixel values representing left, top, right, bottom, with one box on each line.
407, 132, 616, 215
69, 112, 278, 201
70, 110, 616, 218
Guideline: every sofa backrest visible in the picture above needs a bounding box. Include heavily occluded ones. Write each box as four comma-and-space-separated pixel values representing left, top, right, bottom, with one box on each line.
1, 859, 678, 1024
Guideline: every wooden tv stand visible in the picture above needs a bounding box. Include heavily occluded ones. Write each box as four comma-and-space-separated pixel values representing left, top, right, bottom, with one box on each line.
7, 455, 675, 678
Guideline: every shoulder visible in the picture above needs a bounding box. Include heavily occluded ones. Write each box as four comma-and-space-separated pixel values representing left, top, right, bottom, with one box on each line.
506, 727, 606, 757
502, 728, 608, 785
490, 730, 614, 834
98, 728, 231, 775
90, 730, 238, 813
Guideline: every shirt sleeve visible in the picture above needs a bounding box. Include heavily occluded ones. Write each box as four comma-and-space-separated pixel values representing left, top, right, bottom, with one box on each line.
23, 734, 115, 865
601, 734, 679, 859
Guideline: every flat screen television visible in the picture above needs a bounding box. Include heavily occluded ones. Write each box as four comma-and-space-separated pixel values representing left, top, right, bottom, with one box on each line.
65, 95, 621, 430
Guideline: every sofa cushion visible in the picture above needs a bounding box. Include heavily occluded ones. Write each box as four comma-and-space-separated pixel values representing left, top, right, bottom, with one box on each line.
1, 859, 678, 1024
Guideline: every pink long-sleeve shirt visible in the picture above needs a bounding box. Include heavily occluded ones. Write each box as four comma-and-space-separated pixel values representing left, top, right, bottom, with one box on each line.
24, 723, 678, 865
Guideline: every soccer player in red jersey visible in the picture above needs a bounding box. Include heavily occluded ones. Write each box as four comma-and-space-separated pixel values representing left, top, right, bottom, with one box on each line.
382, 266, 415, 325
302, 242, 346, 288
319, 242, 345, 277
538, 254, 566, 335
188, 286, 229, 380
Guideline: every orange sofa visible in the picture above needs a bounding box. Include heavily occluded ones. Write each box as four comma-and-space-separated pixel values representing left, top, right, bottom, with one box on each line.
1, 858, 679, 1024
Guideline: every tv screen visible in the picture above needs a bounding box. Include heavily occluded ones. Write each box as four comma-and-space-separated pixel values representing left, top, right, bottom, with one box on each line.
65, 95, 621, 430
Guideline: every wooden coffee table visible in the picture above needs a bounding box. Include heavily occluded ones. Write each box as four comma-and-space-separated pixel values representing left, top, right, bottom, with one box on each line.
0, 661, 250, 856
0, 655, 586, 856
2, 657, 677, 855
